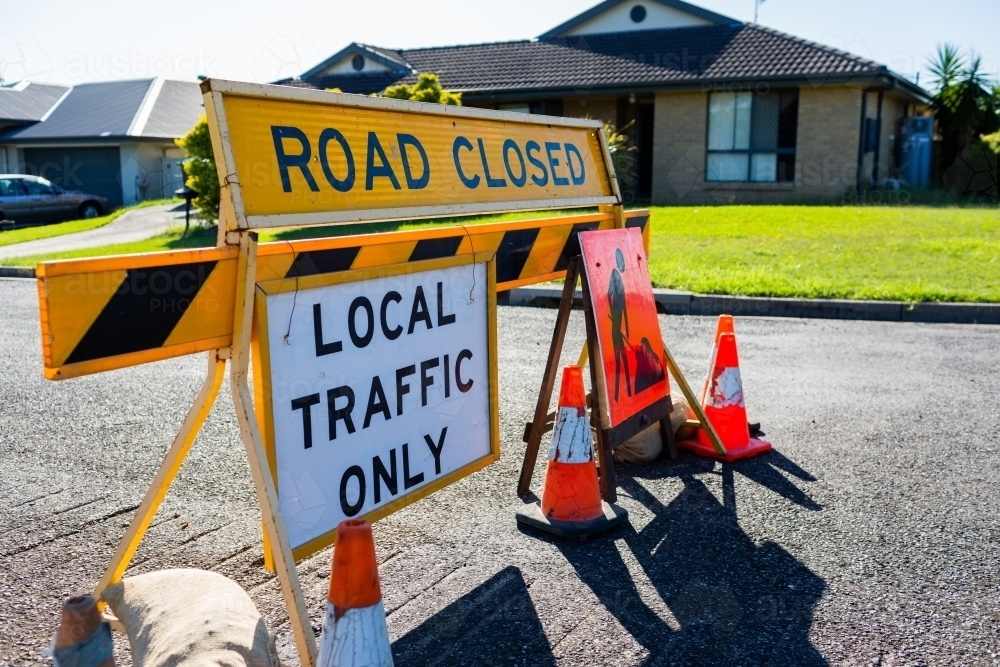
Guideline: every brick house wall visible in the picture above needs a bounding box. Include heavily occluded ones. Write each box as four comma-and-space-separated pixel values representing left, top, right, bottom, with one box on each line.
646, 85, 914, 204
650, 90, 707, 204
794, 86, 863, 200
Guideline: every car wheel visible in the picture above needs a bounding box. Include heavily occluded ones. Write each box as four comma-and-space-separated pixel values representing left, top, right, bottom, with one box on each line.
79, 202, 102, 219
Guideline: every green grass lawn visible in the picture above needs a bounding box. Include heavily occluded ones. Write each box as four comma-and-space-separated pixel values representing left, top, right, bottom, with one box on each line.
8, 205, 1000, 303
0, 198, 176, 248
647, 206, 1000, 303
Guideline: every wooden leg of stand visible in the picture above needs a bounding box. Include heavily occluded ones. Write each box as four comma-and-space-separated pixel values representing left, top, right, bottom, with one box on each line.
663, 343, 726, 456
93, 350, 227, 608
230, 232, 317, 667
579, 261, 617, 503
517, 262, 580, 497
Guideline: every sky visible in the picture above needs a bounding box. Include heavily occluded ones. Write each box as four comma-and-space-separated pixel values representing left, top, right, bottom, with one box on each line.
3, 0, 998, 91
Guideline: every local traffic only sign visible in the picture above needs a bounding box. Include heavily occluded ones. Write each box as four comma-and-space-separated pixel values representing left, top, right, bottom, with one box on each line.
255, 255, 498, 558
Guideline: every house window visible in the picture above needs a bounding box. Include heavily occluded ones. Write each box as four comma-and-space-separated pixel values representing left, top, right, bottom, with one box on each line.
706, 90, 798, 182
499, 103, 530, 114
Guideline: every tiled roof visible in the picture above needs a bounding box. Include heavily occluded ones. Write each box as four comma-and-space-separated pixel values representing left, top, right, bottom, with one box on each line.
0, 82, 69, 122
280, 24, 921, 99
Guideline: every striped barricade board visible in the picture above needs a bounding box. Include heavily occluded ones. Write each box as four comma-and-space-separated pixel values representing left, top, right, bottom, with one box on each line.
36, 210, 649, 380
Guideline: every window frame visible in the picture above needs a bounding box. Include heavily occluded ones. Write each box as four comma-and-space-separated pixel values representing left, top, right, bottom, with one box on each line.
704, 90, 797, 184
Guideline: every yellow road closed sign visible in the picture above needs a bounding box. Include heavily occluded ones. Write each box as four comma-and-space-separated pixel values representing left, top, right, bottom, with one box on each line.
202, 80, 619, 229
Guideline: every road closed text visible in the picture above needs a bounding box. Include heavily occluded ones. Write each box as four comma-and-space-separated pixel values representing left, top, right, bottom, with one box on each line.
269, 126, 589, 195
258, 260, 495, 550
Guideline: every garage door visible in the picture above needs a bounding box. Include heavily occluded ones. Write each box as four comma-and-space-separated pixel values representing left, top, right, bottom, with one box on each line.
23, 147, 123, 209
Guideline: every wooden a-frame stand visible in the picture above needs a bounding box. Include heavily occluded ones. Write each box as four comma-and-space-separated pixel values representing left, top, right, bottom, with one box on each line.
92, 227, 319, 667
517, 256, 727, 505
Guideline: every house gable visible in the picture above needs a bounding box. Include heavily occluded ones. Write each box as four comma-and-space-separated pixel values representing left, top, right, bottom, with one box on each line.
539, 0, 736, 39
302, 44, 411, 79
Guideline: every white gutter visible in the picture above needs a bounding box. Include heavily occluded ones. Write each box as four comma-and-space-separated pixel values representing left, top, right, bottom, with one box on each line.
128, 77, 164, 137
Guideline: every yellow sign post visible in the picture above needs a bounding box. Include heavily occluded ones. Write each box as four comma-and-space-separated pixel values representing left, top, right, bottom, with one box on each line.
33, 79, 669, 666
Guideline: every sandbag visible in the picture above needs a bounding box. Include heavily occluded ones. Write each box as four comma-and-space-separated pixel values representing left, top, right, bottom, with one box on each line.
102, 569, 279, 667
613, 394, 695, 464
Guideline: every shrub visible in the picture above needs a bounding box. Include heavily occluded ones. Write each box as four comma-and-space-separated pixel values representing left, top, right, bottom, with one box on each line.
174, 115, 220, 223
983, 130, 1000, 155
382, 73, 461, 106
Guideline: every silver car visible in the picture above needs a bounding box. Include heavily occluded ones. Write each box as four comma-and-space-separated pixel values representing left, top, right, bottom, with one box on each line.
0, 174, 109, 225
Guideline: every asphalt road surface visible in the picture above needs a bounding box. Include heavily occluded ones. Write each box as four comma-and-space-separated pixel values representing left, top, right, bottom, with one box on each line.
0, 204, 186, 260
1, 276, 998, 666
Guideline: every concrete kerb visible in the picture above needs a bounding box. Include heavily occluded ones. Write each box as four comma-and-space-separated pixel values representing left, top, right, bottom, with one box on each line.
505, 286, 1000, 325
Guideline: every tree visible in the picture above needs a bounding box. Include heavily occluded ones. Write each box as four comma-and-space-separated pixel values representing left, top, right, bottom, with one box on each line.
382, 73, 461, 105
174, 115, 220, 223
603, 122, 636, 200
928, 45, 1000, 173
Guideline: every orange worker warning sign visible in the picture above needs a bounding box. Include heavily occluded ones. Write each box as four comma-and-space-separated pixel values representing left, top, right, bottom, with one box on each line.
579, 227, 669, 429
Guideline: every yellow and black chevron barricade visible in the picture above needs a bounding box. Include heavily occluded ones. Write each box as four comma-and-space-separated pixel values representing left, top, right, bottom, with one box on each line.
37, 209, 650, 381
36, 79, 693, 666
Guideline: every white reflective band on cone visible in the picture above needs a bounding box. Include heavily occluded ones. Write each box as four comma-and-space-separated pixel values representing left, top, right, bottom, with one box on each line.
317, 600, 393, 667
707, 367, 745, 409
547, 407, 594, 464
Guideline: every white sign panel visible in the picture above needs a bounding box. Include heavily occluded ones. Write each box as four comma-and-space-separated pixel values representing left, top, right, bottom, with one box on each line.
258, 260, 495, 551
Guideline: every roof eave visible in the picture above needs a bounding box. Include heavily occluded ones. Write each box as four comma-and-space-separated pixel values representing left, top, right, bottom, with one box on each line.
457, 71, 930, 102
0, 135, 177, 145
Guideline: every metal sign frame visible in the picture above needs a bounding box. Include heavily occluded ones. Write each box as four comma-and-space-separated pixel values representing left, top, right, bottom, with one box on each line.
48, 78, 640, 667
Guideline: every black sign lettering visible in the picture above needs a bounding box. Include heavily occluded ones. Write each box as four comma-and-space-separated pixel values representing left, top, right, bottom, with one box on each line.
380, 291, 403, 340
436, 282, 456, 326
291, 393, 320, 449
340, 465, 365, 517
420, 357, 439, 406
372, 448, 398, 503
313, 303, 342, 356
424, 427, 447, 475
408, 285, 433, 334
348, 296, 375, 348
363, 376, 391, 428
402, 443, 424, 489
456, 349, 474, 393
395, 365, 415, 416
327, 385, 356, 440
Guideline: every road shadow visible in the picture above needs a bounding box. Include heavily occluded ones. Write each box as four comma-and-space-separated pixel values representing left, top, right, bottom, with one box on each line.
553, 453, 827, 665
629, 447, 822, 512
392, 565, 556, 666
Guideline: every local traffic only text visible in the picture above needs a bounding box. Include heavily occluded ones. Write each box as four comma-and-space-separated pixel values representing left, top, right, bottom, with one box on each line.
262, 261, 492, 549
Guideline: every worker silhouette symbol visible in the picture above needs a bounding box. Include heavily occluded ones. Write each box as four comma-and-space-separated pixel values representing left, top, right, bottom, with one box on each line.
608, 248, 631, 402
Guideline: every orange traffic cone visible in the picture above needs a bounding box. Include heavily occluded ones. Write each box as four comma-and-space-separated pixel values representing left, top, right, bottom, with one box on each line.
679, 332, 772, 462
516, 365, 628, 540
52, 595, 114, 667
317, 520, 393, 667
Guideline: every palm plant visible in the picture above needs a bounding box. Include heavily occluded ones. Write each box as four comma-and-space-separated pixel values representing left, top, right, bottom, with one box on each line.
928, 45, 1000, 176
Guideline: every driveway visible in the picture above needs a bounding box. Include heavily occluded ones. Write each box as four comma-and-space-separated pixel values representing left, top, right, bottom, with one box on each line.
1, 276, 998, 665
0, 203, 188, 260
